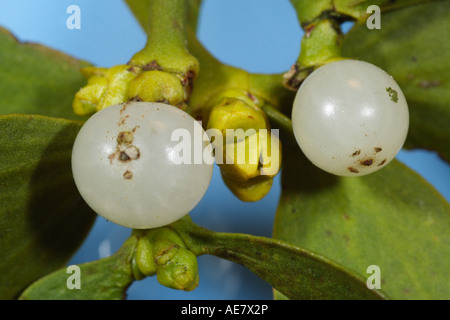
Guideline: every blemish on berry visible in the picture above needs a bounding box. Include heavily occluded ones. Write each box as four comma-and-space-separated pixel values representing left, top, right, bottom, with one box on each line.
374, 147, 382, 153
378, 159, 387, 166
386, 87, 398, 103
117, 131, 134, 145
352, 150, 361, 157
108, 153, 116, 164
119, 152, 130, 162
119, 146, 140, 162
348, 167, 359, 173
120, 102, 131, 114
123, 170, 133, 180
360, 159, 373, 166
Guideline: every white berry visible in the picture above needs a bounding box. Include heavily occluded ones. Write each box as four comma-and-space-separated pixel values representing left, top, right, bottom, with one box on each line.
71, 102, 213, 229
291, 59, 409, 176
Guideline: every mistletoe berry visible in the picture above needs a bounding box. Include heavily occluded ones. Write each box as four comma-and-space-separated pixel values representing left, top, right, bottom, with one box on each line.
291, 59, 409, 176
71, 102, 214, 229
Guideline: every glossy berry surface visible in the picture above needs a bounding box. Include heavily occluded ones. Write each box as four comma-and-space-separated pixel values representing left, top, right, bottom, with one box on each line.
71, 102, 213, 229
291, 59, 409, 176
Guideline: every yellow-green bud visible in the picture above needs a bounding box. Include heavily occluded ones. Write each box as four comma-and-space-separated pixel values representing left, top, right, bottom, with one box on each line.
156, 248, 199, 291
135, 235, 157, 277
222, 172, 274, 202
150, 228, 186, 248
72, 65, 138, 115
220, 130, 281, 182
207, 98, 268, 143
96, 65, 139, 111
72, 76, 107, 115
128, 70, 186, 107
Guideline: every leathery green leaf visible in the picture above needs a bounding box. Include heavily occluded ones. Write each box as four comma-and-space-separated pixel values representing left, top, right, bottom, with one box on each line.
274, 140, 450, 300
342, 2, 450, 161
169, 216, 386, 300
0, 114, 96, 299
19, 236, 137, 300
0, 27, 90, 120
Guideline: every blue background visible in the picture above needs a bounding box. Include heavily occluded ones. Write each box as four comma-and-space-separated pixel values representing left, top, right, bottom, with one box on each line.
0, 0, 448, 300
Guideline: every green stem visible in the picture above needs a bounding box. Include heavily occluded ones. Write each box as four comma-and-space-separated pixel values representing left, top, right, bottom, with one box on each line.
128, 0, 199, 76
285, 0, 435, 90
260, 103, 294, 139
284, 17, 344, 90
290, 0, 334, 27
141, 0, 187, 55
187, 28, 295, 118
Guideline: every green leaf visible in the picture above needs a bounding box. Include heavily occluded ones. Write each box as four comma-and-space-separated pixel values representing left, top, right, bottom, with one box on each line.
0, 114, 96, 299
0, 27, 90, 120
274, 140, 450, 300
341, 2, 450, 161
19, 236, 137, 300
170, 217, 386, 300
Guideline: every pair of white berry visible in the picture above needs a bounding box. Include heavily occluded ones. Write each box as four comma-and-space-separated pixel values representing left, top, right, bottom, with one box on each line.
71, 60, 409, 229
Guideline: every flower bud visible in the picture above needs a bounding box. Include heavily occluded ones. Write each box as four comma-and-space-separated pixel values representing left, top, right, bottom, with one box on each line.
222, 172, 274, 202
156, 248, 199, 291
134, 234, 157, 277
128, 70, 186, 108
207, 98, 268, 140
72, 65, 138, 115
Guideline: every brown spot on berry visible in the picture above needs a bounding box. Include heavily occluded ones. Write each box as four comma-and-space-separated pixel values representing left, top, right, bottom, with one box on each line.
120, 102, 130, 114
352, 150, 361, 157
378, 159, 387, 166
360, 159, 373, 166
348, 167, 359, 173
117, 131, 134, 145
375, 147, 382, 153
108, 153, 116, 164
123, 170, 133, 180
119, 146, 140, 162
119, 151, 130, 162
